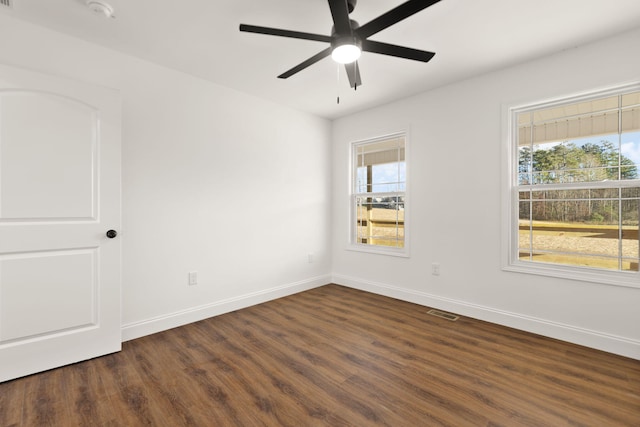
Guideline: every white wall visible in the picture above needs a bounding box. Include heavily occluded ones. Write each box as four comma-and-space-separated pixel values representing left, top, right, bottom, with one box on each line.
332, 28, 640, 359
0, 14, 332, 339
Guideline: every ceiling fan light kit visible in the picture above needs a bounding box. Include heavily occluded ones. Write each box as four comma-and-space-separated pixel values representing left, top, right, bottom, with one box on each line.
331, 37, 362, 64
239, 0, 441, 91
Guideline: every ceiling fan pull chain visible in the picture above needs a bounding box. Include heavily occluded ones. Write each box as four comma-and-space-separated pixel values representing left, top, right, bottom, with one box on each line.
337, 63, 340, 104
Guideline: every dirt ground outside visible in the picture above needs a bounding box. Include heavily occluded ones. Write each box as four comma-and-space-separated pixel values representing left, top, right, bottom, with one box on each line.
519, 221, 639, 270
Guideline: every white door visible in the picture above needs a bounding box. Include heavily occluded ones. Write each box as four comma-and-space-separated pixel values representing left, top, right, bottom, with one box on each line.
0, 64, 121, 382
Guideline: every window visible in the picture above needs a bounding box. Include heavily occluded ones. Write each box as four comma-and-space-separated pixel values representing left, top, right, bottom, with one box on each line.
351, 134, 407, 255
506, 84, 640, 286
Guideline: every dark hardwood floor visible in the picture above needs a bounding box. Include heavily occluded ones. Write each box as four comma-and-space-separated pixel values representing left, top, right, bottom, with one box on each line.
1, 284, 639, 426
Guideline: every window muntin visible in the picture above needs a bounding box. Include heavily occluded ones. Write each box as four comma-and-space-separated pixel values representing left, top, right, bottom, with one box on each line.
352, 135, 406, 252
512, 86, 640, 279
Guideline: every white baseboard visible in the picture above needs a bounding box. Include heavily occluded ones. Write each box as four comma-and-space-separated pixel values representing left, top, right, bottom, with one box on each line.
121, 275, 330, 342
332, 274, 640, 360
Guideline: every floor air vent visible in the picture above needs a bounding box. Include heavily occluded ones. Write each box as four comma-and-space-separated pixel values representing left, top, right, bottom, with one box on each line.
427, 309, 459, 321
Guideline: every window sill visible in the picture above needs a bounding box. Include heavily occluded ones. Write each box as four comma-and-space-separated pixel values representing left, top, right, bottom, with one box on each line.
347, 244, 410, 258
503, 261, 640, 289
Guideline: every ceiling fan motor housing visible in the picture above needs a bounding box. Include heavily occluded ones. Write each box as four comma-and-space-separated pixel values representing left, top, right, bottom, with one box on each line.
347, 0, 357, 13
331, 19, 360, 37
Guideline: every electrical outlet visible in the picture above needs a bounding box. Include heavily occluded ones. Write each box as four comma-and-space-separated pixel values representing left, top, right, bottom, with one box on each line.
188, 271, 198, 286
308, 253, 314, 264
431, 263, 440, 276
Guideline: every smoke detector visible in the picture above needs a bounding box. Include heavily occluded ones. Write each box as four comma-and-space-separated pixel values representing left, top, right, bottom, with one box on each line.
86, 0, 115, 19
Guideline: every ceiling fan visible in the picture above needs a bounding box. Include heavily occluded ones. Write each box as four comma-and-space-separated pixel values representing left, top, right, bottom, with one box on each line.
239, 0, 441, 90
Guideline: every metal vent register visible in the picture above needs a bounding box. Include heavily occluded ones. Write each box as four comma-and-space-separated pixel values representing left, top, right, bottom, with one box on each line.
427, 309, 459, 321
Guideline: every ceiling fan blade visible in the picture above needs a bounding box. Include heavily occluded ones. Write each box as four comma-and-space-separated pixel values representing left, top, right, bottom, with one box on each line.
240, 24, 331, 43
345, 61, 362, 89
356, 0, 442, 39
278, 48, 332, 79
328, 0, 353, 35
362, 40, 435, 62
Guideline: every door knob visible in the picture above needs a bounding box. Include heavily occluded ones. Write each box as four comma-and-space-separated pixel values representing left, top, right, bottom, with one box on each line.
106, 230, 118, 239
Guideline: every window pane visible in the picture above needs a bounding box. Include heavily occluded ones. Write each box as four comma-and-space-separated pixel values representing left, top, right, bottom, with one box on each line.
518, 146, 532, 185
355, 196, 404, 248
622, 187, 640, 198
621, 128, 640, 181
355, 139, 406, 194
621, 198, 639, 271
370, 162, 404, 193
355, 200, 369, 243
518, 195, 531, 255
518, 232, 531, 254
531, 136, 625, 184
356, 166, 367, 192
517, 187, 640, 271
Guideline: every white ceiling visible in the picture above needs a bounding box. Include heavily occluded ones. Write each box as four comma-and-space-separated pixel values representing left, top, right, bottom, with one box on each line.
3, 0, 640, 119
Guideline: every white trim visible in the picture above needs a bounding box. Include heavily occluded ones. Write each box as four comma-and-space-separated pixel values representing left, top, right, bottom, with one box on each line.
502, 261, 640, 288
345, 244, 410, 258
501, 82, 640, 288
332, 273, 640, 360
121, 275, 330, 342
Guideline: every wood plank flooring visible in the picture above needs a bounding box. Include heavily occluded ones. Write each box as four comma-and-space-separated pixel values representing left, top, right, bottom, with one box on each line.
1, 284, 639, 426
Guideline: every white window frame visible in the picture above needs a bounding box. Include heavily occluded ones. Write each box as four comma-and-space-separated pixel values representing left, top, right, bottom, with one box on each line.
348, 132, 409, 257
502, 82, 640, 288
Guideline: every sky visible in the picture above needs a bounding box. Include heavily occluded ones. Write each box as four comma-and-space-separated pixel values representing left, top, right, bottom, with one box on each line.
356, 162, 406, 193
621, 131, 640, 164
